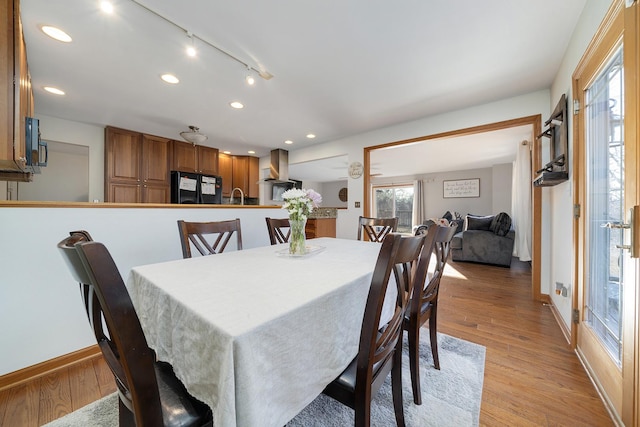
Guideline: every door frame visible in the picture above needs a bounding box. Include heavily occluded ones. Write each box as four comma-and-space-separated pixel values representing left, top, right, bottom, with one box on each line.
363, 115, 543, 299
571, 0, 639, 424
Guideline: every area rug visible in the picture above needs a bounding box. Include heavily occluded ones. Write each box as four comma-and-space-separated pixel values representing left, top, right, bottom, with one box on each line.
44, 333, 485, 427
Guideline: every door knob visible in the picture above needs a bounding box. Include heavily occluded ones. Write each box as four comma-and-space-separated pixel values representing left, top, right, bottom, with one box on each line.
602, 206, 639, 258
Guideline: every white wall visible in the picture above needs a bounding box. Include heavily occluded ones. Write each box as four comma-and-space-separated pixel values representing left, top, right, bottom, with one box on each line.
320, 181, 348, 208
545, 0, 613, 328
492, 163, 513, 215
370, 165, 504, 220
35, 114, 105, 202
17, 141, 89, 202
0, 205, 283, 375
278, 90, 550, 240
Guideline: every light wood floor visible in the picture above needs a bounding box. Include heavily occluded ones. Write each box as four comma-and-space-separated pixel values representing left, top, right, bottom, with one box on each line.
0, 259, 613, 426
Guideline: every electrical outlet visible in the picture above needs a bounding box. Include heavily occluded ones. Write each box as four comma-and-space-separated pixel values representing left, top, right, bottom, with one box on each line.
355, 201, 360, 208
555, 281, 563, 295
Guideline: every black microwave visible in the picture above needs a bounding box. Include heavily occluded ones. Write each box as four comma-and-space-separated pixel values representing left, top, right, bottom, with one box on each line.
25, 117, 47, 174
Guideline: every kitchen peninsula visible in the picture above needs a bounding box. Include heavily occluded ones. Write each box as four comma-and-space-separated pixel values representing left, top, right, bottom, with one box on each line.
306, 207, 337, 238
0, 201, 284, 380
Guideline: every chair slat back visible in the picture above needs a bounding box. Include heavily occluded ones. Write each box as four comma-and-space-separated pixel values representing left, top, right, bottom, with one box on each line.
412, 224, 457, 314
265, 217, 291, 245
177, 218, 243, 258
57, 232, 163, 426
357, 216, 398, 242
356, 232, 426, 396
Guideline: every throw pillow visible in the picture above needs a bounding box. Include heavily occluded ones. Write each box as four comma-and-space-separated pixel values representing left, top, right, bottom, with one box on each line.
453, 212, 464, 233
442, 211, 453, 221
490, 212, 512, 236
465, 214, 494, 231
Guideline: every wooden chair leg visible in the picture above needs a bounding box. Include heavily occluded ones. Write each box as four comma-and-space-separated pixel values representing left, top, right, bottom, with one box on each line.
354, 393, 371, 427
391, 344, 406, 427
430, 307, 440, 370
118, 398, 136, 427
408, 323, 422, 405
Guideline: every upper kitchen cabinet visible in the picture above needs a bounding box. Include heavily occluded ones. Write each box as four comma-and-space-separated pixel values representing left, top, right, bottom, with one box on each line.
219, 154, 259, 199
0, 0, 34, 181
104, 127, 171, 203
173, 141, 219, 176
218, 152, 233, 197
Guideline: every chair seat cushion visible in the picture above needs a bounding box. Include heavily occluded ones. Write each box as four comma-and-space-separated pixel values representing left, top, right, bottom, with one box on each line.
155, 361, 213, 426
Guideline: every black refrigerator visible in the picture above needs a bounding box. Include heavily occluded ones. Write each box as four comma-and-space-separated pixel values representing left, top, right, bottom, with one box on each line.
171, 171, 222, 204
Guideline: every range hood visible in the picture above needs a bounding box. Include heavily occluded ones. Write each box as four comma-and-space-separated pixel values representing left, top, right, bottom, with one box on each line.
263, 149, 292, 182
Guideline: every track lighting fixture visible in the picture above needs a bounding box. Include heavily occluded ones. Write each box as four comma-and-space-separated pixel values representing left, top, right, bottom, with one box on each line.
186, 32, 197, 57
130, 0, 273, 80
246, 68, 256, 86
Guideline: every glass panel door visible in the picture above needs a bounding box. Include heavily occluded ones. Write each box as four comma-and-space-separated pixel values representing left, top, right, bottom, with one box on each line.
372, 185, 414, 233
584, 47, 624, 364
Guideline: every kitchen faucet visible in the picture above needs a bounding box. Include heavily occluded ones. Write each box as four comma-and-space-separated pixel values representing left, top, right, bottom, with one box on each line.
230, 187, 244, 205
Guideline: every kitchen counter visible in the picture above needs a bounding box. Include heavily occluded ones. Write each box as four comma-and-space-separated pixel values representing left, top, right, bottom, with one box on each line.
309, 207, 338, 218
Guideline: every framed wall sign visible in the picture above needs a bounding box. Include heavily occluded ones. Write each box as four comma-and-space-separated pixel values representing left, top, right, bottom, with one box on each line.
443, 179, 480, 198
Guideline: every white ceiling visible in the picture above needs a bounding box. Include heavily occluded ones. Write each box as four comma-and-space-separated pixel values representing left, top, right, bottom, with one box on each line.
20, 0, 585, 180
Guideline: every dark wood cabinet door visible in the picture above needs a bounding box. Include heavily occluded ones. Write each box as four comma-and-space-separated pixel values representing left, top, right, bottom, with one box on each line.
247, 156, 259, 198
173, 141, 197, 173
197, 146, 219, 175
105, 127, 142, 183
108, 181, 141, 203
219, 153, 232, 197
142, 134, 171, 185
143, 184, 170, 203
232, 156, 248, 193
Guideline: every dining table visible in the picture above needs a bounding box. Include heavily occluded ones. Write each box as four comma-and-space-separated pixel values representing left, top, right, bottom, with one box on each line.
126, 237, 394, 427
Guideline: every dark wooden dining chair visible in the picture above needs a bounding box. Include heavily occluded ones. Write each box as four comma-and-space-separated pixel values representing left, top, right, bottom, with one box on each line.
322, 232, 426, 427
357, 216, 398, 242
57, 231, 213, 427
404, 223, 458, 405
177, 218, 243, 258
265, 217, 291, 245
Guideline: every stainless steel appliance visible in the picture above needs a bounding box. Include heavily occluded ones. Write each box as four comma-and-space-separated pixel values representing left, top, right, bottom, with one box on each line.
171, 171, 222, 204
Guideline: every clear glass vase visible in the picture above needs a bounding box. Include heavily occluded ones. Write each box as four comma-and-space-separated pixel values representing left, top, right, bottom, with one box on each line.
289, 218, 307, 255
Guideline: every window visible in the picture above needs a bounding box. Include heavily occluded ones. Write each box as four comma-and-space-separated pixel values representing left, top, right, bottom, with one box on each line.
372, 185, 414, 233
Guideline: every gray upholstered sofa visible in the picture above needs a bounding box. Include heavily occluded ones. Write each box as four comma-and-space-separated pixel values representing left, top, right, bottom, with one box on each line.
450, 213, 515, 267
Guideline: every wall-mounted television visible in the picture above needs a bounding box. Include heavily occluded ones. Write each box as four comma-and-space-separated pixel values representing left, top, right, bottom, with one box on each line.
534, 94, 569, 187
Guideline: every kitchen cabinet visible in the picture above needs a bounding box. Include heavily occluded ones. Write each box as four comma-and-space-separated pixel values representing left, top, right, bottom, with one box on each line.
305, 218, 336, 239
173, 141, 219, 176
219, 154, 259, 198
0, 0, 33, 181
104, 127, 171, 203
218, 153, 233, 197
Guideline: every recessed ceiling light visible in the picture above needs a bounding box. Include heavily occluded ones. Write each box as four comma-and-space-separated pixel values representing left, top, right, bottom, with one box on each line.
248, 150, 255, 154
44, 86, 65, 95
186, 46, 197, 57
100, 1, 114, 14
223, 151, 231, 154
161, 74, 179, 84
284, 140, 293, 145
230, 101, 244, 109
41, 26, 72, 43
306, 134, 316, 139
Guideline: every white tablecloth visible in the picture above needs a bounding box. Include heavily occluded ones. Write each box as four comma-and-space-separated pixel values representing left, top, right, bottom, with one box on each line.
126, 237, 389, 427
